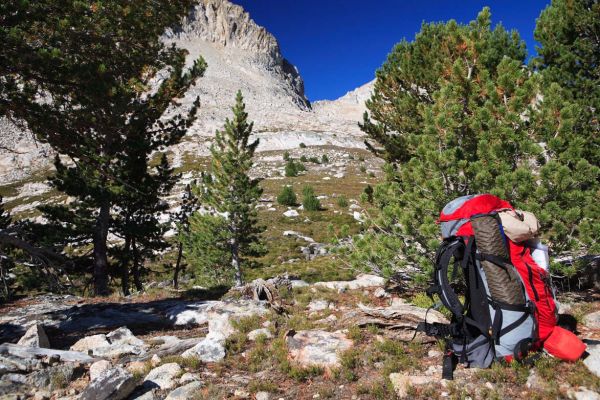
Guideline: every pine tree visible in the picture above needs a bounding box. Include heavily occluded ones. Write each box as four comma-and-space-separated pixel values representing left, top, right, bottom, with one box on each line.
530, 0, 600, 257
2, 1, 205, 295
186, 92, 264, 287
172, 182, 199, 289
352, 9, 574, 278
0, 196, 13, 299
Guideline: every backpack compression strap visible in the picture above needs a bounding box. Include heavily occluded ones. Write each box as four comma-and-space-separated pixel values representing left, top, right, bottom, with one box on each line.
427, 238, 466, 321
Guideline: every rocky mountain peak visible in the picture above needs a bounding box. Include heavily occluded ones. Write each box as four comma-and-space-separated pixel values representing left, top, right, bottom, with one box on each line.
167, 0, 280, 57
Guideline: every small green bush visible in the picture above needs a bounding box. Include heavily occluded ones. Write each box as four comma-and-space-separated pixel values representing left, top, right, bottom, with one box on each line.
302, 185, 321, 211
283, 151, 290, 161
300, 155, 308, 162
363, 185, 374, 203
336, 195, 349, 208
299, 142, 306, 148
359, 165, 367, 173
308, 156, 320, 164
321, 154, 329, 163
277, 185, 297, 206
285, 159, 303, 177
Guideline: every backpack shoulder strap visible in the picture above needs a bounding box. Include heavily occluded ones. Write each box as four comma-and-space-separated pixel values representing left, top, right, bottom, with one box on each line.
428, 238, 467, 320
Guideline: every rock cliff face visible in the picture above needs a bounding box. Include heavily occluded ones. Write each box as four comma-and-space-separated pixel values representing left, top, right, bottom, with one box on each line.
0, 0, 372, 184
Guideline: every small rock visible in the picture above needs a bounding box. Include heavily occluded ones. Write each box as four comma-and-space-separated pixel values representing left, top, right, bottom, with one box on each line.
247, 328, 273, 341
150, 354, 161, 367
255, 392, 271, 400
373, 287, 390, 298
126, 361, 147, 374
526, 371, 546, 390
181, 337, 226, 362
388, 373, 435, 398
179, 372, 201, 384
308, 300, 330, 312
484, 382, 495, 390
17, 324, 50, 348
80, 367, 136, 400
584, 311, 600, 329
143, 363, 182, 390
89, 360, 111, 381
234, 388, 250, 398
427, 349, 442, 358
70, 334, 111, 354
290, 279, 309, 288
283, 209, 299, 218
165, 381, 204, 400
33, 391, 51, 400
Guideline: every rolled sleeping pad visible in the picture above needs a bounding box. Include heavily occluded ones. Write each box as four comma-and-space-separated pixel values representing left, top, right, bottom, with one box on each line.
470, 214, 526, 305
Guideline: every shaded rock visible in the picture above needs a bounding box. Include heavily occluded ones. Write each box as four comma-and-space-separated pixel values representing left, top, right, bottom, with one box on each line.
584, 311, 600, 330
181, 337, 226, 362
80, 366, 136, 400
143, 362, 182, 390
165, 381, 204, 400
89, 360, 111, 381
247, 328, 273, 341
314, 273, 385, 291
129, 389, 159, 400
17, 324, 50, 348
0, 343, 97, 374
388, 373, 435, 399
285, 330, 353, 368
583, 340, 600, 377
165, 301, 215, 326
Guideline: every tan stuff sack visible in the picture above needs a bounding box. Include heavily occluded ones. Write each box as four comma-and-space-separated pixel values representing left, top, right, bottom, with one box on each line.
498, 209, 540, 243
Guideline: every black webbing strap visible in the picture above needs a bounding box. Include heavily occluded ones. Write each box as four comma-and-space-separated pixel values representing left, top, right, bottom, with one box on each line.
476, 253, 512, 269
434, 239, 466, 319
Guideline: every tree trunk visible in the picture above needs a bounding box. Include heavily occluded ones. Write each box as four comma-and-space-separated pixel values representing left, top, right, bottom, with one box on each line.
173, 242, 184, 289
121, 235, 131, 296
231, 239, 243, 287
132, 238, 143, 292
93, 201, 110, 296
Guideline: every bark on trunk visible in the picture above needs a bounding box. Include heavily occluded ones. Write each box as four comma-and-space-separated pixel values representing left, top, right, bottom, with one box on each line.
121, 236, 131, 296
132, 238, 143, 292
93, 201, 110, 296
173, 242, 184, 289
232, 240, 243, 287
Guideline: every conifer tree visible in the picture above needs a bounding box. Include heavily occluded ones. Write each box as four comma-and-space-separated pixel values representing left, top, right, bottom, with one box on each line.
530, 0, 600, 257
186, 92, 264, 287
1, 1, 205, 295
172, 182, 199, 289
352, 9, 578, 278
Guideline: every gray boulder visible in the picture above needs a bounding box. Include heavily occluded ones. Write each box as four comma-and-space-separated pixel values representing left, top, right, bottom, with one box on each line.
80, 367, 136, 400
181, 337, 226, 362
165, 381, 204, 400
17, 324, 50, 348
583, 340, 600, 378
143, 362, 182, 390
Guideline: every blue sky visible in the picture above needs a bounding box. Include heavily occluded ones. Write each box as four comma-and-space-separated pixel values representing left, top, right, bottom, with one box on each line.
234, 0, 551, 102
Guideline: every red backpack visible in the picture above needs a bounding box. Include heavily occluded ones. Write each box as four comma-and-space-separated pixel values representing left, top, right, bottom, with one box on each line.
419, 194, 585, 379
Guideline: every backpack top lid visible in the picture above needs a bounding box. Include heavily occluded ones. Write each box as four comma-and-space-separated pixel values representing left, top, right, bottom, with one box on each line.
438, 194, 513, 238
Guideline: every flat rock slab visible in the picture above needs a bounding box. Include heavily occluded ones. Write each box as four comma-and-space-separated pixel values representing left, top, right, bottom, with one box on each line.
181, 336, 226, 362
0, 343, 98, 365
285, 330, 353, 368
313, 273, 385, 290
